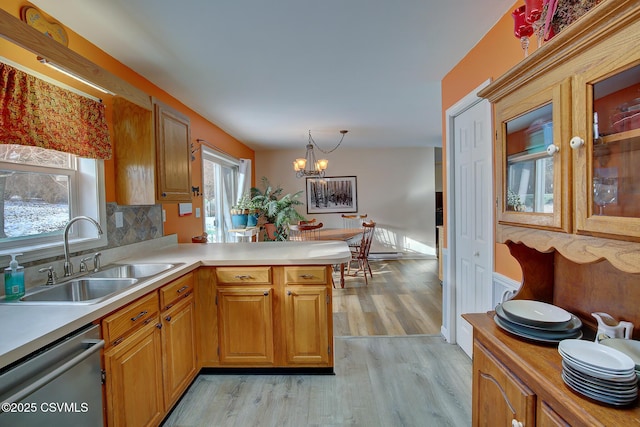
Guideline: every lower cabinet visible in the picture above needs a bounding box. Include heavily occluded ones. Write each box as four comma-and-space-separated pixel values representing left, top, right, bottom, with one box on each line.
284, 285, 329, 365
161, 294, 197, 408
217, 287, 274, 365
472, 341, 535, 427
104, 320, 164, 427
103, 272, 197, 427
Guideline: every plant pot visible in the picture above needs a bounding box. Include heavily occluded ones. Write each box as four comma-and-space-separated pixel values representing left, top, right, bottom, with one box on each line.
231, 213, 248, 229
264, 223, 277, 240
247, 212, 259, 227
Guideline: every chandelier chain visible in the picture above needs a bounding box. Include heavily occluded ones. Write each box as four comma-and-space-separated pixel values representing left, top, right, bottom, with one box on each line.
308, 130, 346, 154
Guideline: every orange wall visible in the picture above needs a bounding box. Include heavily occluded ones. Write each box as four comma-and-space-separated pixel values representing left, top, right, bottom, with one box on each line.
441, 1, 544, 281
1, 0, 255, 243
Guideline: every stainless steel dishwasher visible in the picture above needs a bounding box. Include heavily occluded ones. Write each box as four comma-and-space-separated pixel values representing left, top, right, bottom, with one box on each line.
0, 323, 105, 427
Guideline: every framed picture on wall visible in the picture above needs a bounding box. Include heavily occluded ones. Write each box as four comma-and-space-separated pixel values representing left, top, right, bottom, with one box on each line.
306, 176, 358, 214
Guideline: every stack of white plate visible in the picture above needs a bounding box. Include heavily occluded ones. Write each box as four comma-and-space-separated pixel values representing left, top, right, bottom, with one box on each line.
559, 339, 638, 406
494, 300, 582, 344
599, 338, 640, 380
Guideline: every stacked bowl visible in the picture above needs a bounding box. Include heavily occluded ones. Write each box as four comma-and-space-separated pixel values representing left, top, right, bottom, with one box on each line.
494, 300, 583, 343
559, 339, 638, 406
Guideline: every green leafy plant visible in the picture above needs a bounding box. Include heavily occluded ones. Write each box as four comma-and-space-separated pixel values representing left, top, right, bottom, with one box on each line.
231, 192, 252, 214
251, 177, 304, 241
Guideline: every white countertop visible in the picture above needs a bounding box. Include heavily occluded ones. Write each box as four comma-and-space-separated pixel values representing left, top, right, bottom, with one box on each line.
0, 241, 350, 369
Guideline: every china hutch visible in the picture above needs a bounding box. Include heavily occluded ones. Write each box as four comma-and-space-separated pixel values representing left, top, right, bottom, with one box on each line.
465, 0, 640, 425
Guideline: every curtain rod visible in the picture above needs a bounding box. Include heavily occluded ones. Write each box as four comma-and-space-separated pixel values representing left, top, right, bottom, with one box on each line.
0, 56, 102, 102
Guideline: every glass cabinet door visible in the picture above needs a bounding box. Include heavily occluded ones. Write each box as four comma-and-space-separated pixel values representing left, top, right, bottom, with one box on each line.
574, 62, 640, 238
496, 84, 569, 231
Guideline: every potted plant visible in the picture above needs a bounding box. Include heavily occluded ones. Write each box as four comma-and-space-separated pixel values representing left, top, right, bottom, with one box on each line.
251, 177, 305, 241
230, 192, 251, 229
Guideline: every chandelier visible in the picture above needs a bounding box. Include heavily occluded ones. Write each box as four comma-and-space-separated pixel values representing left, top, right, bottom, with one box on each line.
293, 130, 348, 178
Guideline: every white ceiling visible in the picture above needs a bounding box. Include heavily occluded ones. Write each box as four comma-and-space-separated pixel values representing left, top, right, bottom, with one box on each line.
31, 0, 514, 151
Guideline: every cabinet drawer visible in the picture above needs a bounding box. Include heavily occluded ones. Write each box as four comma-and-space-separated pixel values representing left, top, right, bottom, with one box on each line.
160, 272, 194, 310
103, 292, 159, 346
216, 267, 272, 285
284, 266, 327, 285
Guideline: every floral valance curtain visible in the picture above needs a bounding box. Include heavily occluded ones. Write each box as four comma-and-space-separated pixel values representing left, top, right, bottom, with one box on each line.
0, 62, 111, 159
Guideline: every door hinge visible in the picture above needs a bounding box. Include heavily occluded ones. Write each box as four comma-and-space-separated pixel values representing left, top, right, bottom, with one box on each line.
101, 369, 106, 385
328, 346, 331, 355
326, 294, 330, 304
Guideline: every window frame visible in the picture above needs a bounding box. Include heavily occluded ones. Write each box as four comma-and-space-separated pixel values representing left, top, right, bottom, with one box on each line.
0, 154, 107, 263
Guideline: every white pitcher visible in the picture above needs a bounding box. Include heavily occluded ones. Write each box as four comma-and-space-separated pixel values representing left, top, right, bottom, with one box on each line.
592, 312, 634, 341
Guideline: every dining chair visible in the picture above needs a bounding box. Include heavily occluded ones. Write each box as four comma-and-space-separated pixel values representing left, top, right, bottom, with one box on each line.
347, 220, 376, 285
341, 214, 368, 229
288, 222, 324, 241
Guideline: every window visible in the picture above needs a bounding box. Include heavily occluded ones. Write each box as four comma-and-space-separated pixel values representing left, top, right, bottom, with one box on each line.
0, 144, 106, 262
202, 148, 239, 243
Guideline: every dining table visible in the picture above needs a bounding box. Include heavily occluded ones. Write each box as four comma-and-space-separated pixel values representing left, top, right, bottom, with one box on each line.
315, 227, 363, 288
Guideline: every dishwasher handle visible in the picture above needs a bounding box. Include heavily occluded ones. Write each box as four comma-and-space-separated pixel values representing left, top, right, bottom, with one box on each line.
0, 338, 105, 410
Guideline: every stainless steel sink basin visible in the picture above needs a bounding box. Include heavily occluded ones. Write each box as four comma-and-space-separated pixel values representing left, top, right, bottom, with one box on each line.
89, 263, 176, 279
19, 278, 138, 304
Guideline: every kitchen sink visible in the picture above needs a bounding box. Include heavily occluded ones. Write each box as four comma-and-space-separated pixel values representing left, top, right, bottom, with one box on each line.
88, 263, 177, 279
19, 278, 139, 304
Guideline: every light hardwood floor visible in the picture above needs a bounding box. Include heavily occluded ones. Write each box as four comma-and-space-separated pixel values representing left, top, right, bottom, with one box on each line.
162, 260, 472, 427
333, 259, 442, 336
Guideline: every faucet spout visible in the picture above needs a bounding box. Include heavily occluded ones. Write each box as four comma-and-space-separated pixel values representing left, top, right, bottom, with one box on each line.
63, 216, 104, 277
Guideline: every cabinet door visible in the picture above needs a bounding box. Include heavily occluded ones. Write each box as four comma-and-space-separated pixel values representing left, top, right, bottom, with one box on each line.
112, 96, 155, 205
161, 295, 197, 408
574, 61, 640, 239
104, 320, 164, 427
284, 285, 329, 365
472, 342, 535, 427
495, 82, 571, 232
154, 99, 192, 202
217, 287, 274, 365
537, 401, 570, 427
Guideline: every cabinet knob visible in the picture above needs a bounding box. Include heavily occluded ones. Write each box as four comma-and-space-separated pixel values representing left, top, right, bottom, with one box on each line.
569, 136, 584, 149
165, 315, 172, 322
546, 144, 560, 155
263, 291, 269, 296
287, 290, 292, 296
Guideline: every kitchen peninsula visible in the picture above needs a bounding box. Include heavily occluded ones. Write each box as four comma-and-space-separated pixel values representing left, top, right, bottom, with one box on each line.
0, 239, 350, 369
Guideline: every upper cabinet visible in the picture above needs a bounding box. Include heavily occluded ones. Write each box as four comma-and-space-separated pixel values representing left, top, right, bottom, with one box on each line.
113, 97, 192, 204
573, 61, 640, 238
495, 82, 571, 232
154, 99, 192, 202
482, 0, 640, 242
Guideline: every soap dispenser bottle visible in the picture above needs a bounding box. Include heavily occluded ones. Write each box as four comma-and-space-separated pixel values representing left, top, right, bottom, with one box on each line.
4, 253, 25, 300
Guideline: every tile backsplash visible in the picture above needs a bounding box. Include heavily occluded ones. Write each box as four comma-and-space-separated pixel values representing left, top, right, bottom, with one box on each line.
105, 203, 163, 248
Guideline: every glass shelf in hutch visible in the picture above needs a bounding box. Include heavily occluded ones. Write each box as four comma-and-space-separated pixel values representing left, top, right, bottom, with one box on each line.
574, 62, 640, 240
495, 83, 571, 233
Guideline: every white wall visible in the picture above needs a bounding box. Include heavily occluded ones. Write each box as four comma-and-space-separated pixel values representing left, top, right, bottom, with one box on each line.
255, 146, 437, 258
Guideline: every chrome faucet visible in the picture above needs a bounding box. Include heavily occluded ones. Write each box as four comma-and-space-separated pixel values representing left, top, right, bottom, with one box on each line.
63, 216, 104, 277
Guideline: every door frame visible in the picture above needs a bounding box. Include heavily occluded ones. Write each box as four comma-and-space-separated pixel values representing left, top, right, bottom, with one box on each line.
442, 79, 493, 344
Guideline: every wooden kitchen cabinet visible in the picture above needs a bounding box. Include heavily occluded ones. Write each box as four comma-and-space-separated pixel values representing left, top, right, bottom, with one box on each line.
284, 285, 329, 365
154, 99, 192, 202
464, 313, 639, 427
103, 319, 164, 427
161, 293, 197, 408
103, 272, 198, 426
217, 287, 275, 365
472, 341, 534, 427
471, 3, 640, 426
159, 272, 196, 408
200, 265, 334, 369
481, 0, 640, 241
112, 97, 192, 204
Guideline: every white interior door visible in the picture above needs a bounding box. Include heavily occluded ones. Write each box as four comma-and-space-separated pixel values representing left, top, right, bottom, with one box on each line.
451, 94, 493, 357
